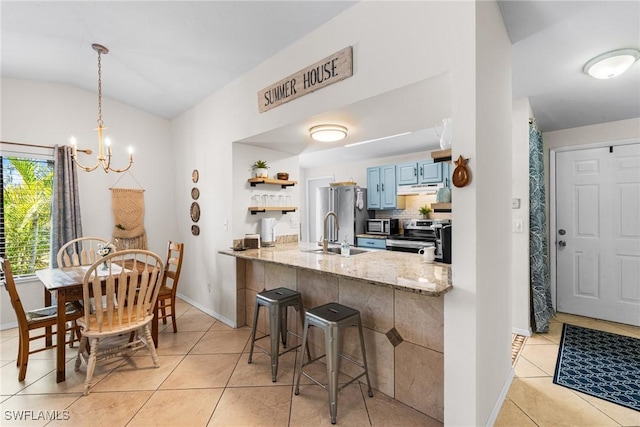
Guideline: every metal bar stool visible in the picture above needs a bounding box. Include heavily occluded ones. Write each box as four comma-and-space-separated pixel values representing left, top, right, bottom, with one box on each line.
248, 287, 308, 382
294, 302, 373, 424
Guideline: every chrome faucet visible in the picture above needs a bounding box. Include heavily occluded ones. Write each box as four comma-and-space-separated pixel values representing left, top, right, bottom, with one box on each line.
322, 211, 340, 253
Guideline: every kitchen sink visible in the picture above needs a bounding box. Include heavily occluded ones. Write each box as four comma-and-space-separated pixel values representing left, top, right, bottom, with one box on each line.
304, 247, 369, 256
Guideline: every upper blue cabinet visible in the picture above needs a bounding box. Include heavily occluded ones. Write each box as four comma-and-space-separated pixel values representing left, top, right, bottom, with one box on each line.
396, 162, 419, 185
417, 160, 443, 184
367, 165, 402, 210
397, 159, 446, 185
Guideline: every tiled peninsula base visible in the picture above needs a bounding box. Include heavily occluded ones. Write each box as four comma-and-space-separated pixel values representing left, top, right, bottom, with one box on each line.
235, 258, 444, 422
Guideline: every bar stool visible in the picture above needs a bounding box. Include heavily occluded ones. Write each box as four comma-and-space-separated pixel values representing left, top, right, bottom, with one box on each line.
294, 302, 373, 424
248, 287, 307, 382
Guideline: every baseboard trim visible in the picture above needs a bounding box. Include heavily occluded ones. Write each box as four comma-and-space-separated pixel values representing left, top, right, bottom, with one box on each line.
175, 292, 236, 328
512, 326, 532, 337
486, 367, 515, 426
0, 321, 18, 331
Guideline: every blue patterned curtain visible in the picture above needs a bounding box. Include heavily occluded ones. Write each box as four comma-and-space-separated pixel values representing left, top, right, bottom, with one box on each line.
50, 145, 83, 268
529, 122, 554, 332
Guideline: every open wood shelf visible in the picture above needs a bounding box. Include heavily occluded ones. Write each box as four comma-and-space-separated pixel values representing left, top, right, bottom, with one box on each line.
431, 148, 452, 163
248, 207, 297, 215
248, 178, 297, 188
431, 202, 451, 212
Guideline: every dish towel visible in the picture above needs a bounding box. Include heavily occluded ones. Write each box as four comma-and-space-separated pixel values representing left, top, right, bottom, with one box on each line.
356, 189, 364, 210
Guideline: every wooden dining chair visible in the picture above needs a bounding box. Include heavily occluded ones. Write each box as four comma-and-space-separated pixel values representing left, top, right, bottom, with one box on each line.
1, 257, 83, 382
56, 237, 108, 268
74, 249, 164, 395
156, 241, 184, 333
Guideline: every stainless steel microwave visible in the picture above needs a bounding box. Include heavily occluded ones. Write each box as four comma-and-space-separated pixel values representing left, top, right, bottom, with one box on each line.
365, 218, 399, 235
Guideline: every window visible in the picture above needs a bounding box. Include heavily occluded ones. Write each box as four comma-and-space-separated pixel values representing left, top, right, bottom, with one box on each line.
1, 155, 54, 277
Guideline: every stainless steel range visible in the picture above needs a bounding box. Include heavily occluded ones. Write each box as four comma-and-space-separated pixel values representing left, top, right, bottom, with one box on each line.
386, 219, 452, 263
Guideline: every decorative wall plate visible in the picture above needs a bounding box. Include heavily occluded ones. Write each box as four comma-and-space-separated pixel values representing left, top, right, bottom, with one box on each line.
452, 155, 470, 188
190, 202, 201, 222
192, 169, 199, 183
191, 187, 200, 200
191, 225, 200, 236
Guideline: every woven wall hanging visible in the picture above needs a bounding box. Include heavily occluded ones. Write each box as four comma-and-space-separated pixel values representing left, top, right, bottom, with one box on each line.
111, 188, 148, 250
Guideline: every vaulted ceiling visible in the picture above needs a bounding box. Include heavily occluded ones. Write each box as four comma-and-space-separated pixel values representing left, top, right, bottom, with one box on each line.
2, 1, 638, 161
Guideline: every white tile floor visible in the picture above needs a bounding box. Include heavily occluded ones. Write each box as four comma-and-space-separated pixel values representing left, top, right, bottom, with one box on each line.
2, 300, 638, 426
0, 299, 440, 426
496, 313, 640, 427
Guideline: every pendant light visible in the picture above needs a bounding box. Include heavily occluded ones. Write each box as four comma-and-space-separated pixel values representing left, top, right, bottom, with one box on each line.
71, 43, 133, 173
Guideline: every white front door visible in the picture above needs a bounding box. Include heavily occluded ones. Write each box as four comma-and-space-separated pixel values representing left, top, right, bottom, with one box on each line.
556, 143, 640, 326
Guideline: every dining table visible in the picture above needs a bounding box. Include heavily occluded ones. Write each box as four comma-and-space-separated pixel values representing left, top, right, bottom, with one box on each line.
36, 264, 160, 383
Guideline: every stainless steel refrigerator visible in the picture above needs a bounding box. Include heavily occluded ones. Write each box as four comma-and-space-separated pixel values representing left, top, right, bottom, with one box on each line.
315, 186, 371, 245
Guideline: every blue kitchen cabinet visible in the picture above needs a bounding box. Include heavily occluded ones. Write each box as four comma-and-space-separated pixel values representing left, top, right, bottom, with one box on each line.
418, 159, 443, 184
442, 162, 452, 187
366, 165, 400, 210
356, 237, 386, 249
366, 167, 382, 209
396, 162, 418, 185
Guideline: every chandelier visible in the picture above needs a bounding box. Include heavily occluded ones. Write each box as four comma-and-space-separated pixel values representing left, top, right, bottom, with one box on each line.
71, 43, 133, 173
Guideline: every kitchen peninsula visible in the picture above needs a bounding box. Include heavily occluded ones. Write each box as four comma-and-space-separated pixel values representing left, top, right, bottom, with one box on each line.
220, 243, 451, 422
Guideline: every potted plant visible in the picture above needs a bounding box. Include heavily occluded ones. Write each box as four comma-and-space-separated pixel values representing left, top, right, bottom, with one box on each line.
251, 160, 270, 178
418, 205, 432, 219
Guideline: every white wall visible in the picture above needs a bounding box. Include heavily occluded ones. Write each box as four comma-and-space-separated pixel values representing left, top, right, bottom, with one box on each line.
544, 117, 640, 156
462, 2, 513, 424
170, 1, 512, 425
1, 78, 177, 327
511, 98, 533, 336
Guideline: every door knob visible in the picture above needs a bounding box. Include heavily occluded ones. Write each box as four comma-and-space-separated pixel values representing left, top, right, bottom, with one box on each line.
558, 240, 566, 247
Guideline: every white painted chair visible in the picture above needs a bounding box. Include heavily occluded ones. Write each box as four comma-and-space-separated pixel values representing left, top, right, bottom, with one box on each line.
56, 237, 108, 267
74, 249, 164, 395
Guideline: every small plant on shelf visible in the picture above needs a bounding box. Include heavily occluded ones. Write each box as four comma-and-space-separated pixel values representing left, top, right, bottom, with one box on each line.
419, 205, 432, 219
250, 160, 270, 178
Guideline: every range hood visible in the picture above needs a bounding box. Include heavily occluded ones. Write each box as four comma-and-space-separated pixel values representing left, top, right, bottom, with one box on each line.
397, 183, 443, 195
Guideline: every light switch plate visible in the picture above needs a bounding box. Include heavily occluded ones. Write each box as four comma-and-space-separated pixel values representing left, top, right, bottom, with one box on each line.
512, 219, 524, 233
512, 198, 521, 209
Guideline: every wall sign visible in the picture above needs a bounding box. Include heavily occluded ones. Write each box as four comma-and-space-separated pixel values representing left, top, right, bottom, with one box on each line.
257, 46, 353, 113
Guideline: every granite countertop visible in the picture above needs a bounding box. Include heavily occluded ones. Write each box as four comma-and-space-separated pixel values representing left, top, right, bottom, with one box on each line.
219, 242, 451, 297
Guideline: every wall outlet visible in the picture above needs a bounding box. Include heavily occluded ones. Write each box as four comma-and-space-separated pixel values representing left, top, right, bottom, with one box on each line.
290, 217, 299, 228
206, 282, 211, 292
512, 219, 524, 233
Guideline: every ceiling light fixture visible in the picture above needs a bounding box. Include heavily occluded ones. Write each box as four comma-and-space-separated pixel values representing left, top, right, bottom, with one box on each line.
583, 48, 640, 79
345, 132, 412, 148
71, 43, 133, 173
309, 124, 348, 142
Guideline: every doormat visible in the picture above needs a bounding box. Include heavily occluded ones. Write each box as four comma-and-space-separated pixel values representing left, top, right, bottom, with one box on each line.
553, 323, 640, 411
511, 334, 527, 366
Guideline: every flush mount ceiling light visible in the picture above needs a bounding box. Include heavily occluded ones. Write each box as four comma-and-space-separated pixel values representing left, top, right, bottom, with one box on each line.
583, 48, 640, 79
309, 124, 348, 142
